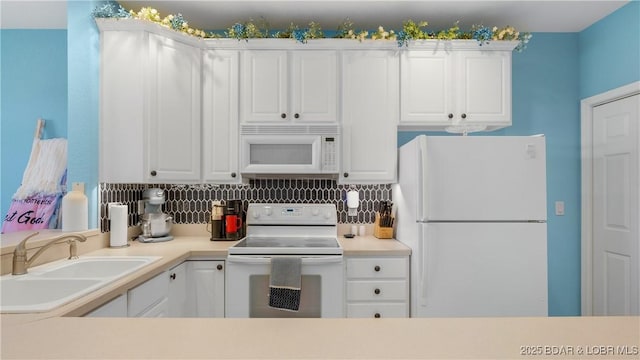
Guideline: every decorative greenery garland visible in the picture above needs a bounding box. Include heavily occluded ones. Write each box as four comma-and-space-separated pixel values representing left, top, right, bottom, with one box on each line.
92, 3, 532, 51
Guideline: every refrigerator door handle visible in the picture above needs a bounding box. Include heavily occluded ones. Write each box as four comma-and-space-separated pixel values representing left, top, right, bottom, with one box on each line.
417, 136, 429, 221
419, 232, 428, 307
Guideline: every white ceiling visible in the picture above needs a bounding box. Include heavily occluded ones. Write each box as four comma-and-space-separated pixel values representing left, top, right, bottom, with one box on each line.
0, 0, 630, 32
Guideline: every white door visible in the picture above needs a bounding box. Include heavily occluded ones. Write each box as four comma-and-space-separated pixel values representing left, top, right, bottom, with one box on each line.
241, 51, 288, 122
202, 50, 240, 183
416, 222, 548, 317
341, 50, 399, 184
291, 51, 338, 123
592, 94, 639, 316
147, 34, 201, 182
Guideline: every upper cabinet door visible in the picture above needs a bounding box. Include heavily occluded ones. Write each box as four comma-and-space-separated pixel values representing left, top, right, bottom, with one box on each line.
455, 51, 511, 126
341, 50, 399, 184
400, 50, 453, 124
147, 34, 201, 182
202, 50, 240, 183
241, 50, 288, 123
291, 51, 338, 123
399, 48, 512, 132
240, 50, 338, 124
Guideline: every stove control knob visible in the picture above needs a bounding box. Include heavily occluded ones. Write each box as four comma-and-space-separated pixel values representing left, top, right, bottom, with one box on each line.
252, 210, 260, 219
324, 211, 332, 219
264, 207, 273, 216
312, 208, 320, 216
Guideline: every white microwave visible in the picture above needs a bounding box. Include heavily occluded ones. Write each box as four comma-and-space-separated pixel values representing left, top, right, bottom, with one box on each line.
240, 125, 339, 177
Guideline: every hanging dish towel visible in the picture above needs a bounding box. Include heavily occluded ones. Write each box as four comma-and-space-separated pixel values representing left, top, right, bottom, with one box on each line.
2, 137, 67, 233
268, 257, 302, 311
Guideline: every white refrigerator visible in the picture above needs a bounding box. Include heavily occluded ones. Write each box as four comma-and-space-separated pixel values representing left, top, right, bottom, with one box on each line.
394, 135, 548, 317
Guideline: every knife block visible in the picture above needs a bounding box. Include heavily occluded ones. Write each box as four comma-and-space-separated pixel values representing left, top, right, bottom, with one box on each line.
373, 213, 394, 239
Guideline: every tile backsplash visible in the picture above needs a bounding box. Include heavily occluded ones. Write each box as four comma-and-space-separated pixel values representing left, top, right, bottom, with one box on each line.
99, 180, 392, 232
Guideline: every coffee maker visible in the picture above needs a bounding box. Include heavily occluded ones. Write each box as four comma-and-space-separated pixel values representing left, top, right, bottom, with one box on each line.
210, 199, 245, 241
137, 188, 174, 243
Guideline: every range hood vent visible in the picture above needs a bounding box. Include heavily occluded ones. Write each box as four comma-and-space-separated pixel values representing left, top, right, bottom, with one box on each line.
241, 124, 340, 136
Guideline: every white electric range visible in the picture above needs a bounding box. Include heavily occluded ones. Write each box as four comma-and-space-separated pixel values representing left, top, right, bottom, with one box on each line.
226, 203, 344, 318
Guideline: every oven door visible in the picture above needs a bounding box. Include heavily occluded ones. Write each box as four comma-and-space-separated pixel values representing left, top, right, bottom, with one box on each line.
225, 255, 344, 318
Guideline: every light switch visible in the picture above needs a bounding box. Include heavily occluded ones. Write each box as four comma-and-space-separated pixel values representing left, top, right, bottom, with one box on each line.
555, 201, 565, 216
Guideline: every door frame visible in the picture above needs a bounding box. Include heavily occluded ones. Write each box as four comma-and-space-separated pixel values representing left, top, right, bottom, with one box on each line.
580, 81, 640, 316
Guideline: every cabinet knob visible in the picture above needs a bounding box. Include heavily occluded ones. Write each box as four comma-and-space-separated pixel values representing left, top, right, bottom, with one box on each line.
294, 113, 300, 119
374, 313, 381, 318
281, 113, 287, 119
374, 265, 381, 272
217, 264, 223, 270
343, 172, 349, 178
231, 172, 237, 178
170, 273, 176, 280
150, 170, 157, 177
374, 288, 381, 295
448, 113, 453, 119
461, 113, 467, 119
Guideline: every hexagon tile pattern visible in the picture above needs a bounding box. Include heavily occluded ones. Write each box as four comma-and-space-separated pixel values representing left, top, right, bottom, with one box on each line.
99, 180, 392, 232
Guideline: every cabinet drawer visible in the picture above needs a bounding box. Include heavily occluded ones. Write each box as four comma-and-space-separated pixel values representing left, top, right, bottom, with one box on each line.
347, 303, 408, 318
128, 272, 169, 317
346, 257, 408, 279
347, 280, 407, 301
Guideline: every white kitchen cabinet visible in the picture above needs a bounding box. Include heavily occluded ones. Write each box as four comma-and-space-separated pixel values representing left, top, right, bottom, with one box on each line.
84, 293, 127, 317
400, 45, 513, 132
345, 256, 409, 318
168, 262, 188, 317
341, 50, 399, 184
147, 34, 201, 182
202, 50, 241, 183
188, 260, 225, 318
241, 50, 338, 123
99, 29, 201, 183
128, 270, 169, 317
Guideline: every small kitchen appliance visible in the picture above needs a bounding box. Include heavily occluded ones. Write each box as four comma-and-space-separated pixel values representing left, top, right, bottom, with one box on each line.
224, 200, 245, 240
226, 203, 343, 318
394, 135, 548, 317
137, 188, 173, 243
209, 200, 226, 240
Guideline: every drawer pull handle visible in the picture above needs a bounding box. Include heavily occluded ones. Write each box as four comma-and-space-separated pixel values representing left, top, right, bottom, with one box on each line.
374, 313, 381, 318
217, 264, 223, 270
374, 288, 381, 295
374, 265, 381, 272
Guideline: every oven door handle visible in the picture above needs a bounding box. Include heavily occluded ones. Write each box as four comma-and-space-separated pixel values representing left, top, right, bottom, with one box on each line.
226, 256, 343, 265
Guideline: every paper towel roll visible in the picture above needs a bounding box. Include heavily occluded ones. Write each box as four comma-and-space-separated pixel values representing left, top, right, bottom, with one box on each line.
109, 203, 128, 248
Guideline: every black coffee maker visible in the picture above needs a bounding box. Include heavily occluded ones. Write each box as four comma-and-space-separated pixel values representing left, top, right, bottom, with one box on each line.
224, 200, 245, 240
210, 199, 245, 241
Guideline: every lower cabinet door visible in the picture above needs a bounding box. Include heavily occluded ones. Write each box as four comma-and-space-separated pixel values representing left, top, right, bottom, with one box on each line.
85, 294, 127, 317
347, 303, 408, 318
138, 297, 169, 318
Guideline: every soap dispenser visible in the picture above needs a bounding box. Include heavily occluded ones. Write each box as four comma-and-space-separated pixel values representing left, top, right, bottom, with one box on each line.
61, 182, 88, 231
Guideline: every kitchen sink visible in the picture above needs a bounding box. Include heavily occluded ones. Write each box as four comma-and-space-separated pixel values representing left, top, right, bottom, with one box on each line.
33, 257, 157, 279
0, 256, 160, 313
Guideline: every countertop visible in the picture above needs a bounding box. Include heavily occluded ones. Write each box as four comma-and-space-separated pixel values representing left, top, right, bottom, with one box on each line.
2, 231, 638, 359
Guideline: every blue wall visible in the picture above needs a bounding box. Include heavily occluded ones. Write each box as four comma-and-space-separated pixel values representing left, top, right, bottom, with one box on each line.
66, 1, 104, 229
579, 1, 640, 99
399, 33, 582, 316
0, 30, 68, 219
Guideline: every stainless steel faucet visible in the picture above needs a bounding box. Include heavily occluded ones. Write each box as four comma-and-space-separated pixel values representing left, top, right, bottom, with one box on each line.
12, 232, 88, 275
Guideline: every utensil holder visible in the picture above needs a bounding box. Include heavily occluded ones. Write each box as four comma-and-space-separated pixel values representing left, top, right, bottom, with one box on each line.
373, 213, 394, 239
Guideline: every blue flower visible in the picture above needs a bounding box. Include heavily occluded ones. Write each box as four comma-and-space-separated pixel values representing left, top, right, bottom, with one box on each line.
472, 26, 492, 45
293, 29, 307, 44
397, 30, 410, 47
170, 13, 185, 30
92, 3, 130, 18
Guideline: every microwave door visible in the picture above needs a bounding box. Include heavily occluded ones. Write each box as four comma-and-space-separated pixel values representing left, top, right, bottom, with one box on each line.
241, 135, 321, 174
